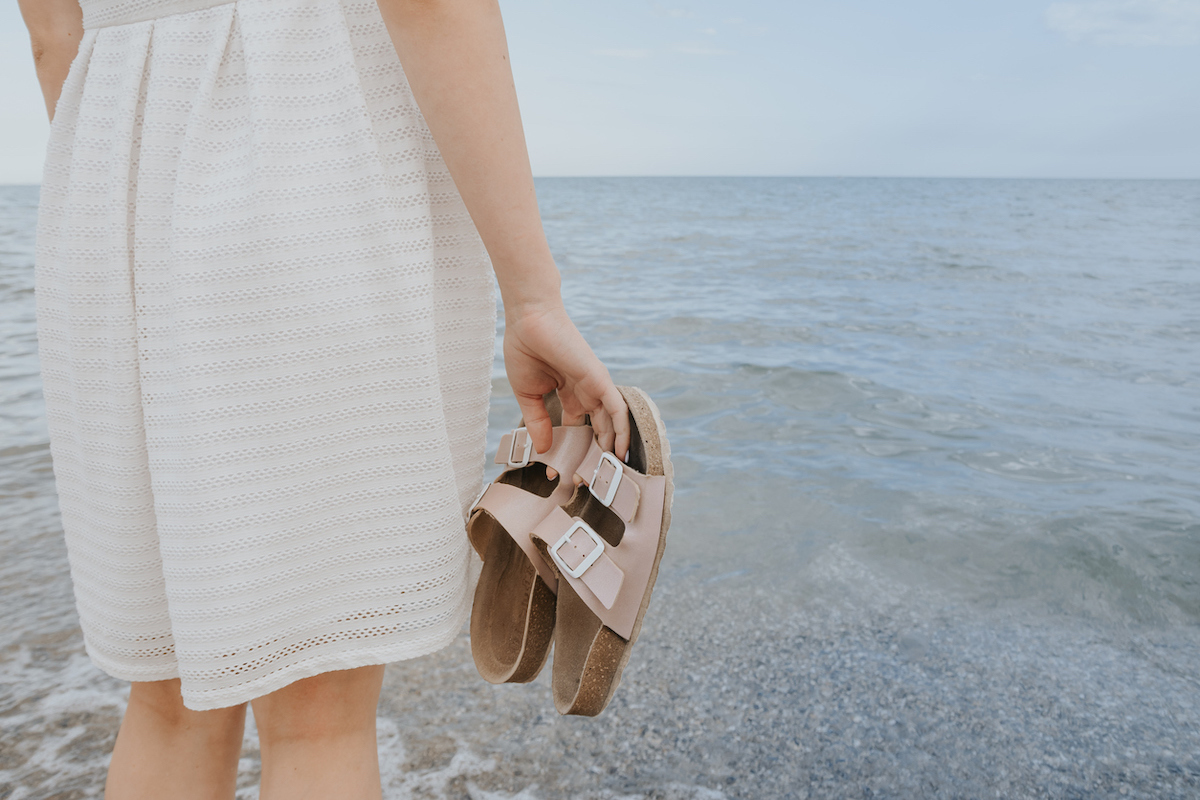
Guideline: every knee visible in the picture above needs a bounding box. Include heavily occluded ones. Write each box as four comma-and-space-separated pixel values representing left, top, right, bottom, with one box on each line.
252, 666, 385, 745
127, 679, 246, 737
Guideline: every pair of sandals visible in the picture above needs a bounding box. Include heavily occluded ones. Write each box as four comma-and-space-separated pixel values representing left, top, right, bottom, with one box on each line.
466, 386, 673, 716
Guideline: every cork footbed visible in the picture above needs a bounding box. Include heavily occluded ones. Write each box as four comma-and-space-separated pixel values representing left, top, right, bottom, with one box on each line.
546, 385, 674, 716
468, 392, 566, 684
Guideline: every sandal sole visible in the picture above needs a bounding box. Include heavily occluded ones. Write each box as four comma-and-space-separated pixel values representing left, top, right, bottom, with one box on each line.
550, 385, 673, 716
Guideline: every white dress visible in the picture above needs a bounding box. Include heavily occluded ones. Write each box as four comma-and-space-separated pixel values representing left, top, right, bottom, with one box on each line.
35, 0, 496, 710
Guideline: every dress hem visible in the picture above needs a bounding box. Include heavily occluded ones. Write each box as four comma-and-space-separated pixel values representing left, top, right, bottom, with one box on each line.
87, 620, 468, 710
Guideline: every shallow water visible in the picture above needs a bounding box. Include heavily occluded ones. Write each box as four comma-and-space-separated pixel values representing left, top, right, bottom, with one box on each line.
3, 179, 1200, 797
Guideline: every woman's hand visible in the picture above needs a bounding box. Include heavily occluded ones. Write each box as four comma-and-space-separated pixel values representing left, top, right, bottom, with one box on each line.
504, 303, 629, 461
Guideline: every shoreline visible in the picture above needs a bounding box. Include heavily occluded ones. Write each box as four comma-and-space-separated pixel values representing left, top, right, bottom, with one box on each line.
4, 543, 1198, 799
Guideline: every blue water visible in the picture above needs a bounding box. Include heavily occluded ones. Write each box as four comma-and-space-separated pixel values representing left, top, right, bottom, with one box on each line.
3, 179, 1200, 797
530, 177, 1200, 623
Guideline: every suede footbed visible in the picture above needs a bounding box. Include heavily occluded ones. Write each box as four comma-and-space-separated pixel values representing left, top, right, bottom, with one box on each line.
468, 391, 568, 684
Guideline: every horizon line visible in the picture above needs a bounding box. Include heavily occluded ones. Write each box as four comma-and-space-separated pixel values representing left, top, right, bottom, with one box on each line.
3, 175, 1199, 187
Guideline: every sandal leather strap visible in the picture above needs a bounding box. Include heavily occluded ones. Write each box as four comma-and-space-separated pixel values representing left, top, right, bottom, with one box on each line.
470, 483, 561, 592
531, 469, 668, 640
470, 425, 596, 593
495, 425, 595, 479
530, 507, 625, 610
576, 440, 642, 523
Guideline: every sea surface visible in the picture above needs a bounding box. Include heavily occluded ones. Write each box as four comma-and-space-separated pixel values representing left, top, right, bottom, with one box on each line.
2, 178, 1199, 798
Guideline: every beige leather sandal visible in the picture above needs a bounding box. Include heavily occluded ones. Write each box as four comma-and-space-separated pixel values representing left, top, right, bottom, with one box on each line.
529, 386, 673, 716
467, 396, 595, 684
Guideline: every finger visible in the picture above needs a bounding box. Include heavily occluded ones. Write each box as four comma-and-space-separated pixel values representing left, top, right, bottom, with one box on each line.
600, 386, 630, 461
592, 405, 615, 455
568, 382, 610, 447
546, 466, 558, 481
557, 388, 587, 427
514, 392, 554, 455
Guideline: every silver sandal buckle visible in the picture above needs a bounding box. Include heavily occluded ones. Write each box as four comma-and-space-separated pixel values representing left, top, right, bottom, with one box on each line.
589, 451, 624, 508
507, 427, 533, 468
549, 520, 605, 579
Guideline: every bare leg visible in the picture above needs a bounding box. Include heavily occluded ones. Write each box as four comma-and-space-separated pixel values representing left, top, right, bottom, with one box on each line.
252, 665, 386, 800
104, 679, 247, 800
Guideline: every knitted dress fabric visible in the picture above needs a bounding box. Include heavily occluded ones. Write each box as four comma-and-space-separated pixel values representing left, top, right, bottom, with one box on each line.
35, 0, 496, 710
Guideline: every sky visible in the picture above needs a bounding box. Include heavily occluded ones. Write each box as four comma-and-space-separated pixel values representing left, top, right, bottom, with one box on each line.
1, 0, 1198, 181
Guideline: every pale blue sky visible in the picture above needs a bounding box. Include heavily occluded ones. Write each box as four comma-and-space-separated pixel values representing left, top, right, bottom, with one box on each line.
2, 0, 1198, 181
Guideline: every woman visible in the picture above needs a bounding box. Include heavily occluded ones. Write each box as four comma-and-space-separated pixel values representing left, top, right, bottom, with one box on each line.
19, 0, 628, 796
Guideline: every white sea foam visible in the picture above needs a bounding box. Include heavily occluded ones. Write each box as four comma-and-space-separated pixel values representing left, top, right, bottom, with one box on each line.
0, 649, 125, 798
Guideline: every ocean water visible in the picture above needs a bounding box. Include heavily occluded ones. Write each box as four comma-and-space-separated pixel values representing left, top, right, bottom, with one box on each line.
539, 177, 1200, 624
2, 178, 1199, 798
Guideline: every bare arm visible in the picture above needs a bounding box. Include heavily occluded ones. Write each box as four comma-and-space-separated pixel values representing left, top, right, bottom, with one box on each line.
375, 0, 629, 458
18, 0, 83, 121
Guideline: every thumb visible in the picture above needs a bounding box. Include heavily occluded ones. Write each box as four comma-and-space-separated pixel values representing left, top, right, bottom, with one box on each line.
514, 391, 554, 455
